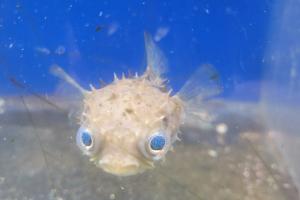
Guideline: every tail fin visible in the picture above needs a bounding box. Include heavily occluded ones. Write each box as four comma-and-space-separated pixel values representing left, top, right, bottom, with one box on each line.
177, 64, 223, 130
177, 64, 222, 102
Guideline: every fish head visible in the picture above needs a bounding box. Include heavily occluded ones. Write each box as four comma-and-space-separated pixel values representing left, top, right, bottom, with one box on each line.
76, 79, 183, 176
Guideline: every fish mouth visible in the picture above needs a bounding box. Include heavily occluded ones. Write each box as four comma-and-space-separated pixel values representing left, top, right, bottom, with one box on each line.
98, 154, 144, 176
100, 163, 143, 176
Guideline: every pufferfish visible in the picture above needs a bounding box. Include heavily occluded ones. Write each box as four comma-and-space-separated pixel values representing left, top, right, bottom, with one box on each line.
50, 33, 221, 176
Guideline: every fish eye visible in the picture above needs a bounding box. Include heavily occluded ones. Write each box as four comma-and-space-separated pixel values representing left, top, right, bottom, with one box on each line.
76, 126, 100, 156
81, 131, 92, 147
150, 134, 166, 151
140, 132, 170, 161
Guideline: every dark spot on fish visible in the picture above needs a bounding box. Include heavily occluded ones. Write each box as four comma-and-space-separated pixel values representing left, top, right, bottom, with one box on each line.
108, 93, 117, 100
135, 94, 141, 100
125, 108, 133, 114
162, 116, 169, 127
10, 138, 15, 143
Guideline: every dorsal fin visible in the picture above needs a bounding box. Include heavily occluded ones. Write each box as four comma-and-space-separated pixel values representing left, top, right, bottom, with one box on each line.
143, 32, 168, 84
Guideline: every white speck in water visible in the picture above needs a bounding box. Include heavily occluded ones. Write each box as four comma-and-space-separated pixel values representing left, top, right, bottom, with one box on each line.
67, 4, 73, 11
205, 8, 210, 14
271, 163, 278, 170
48, 189, 64, 200
243, 167, 250, 178
109, 193, 116, 200
290, 66, 297, 78
107, 22, 119, 36
0, 98, 5, 114
35, 46, 51, 55
0, 177, 5, 184
154, 27, 170, 42
98, 11, 103, 17
8, 43, 14, 48
55, 45, 66, 55
208, 149, 218, 158
216, 123, 228, 135
283, 183, 290, 189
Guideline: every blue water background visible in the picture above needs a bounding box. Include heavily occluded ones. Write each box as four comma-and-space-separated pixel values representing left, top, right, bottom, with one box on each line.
0, 0, 271, 101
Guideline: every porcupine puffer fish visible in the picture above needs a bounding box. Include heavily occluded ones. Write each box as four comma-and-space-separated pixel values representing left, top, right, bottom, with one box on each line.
50, 33, 221, 176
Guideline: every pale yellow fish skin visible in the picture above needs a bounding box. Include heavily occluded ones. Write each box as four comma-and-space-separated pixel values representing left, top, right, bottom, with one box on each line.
80, 74, 184, 176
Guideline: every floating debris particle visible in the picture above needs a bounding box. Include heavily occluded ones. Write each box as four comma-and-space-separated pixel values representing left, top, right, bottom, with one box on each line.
243, 167, 250, 178
208, 149, 218, 158
204, 8, 210, 14
0, 98, 5, 114
55, 45, 66, 55
109, 193, 116, 200
0, 176, 5, 184
216, 123, 228, 135
35, 46, 51, 55
48, 189, 63, 200
8, 43, 14, 48
283, 183, 290, 189
154, 27, 169, 42
95, 25, 104, 32
107, 22, 119, 36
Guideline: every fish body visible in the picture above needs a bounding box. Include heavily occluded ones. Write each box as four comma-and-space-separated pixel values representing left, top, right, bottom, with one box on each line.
51, 33, 221, 176
81, 75, 183, 175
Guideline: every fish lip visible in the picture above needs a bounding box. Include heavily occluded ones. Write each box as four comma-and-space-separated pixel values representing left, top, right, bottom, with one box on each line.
101, 165, 142, 176
99, 162, 142, 176
98, 155, 142, 176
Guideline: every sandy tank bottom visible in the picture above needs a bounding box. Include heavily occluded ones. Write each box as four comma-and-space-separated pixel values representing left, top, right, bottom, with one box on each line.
0, 96, 298, 200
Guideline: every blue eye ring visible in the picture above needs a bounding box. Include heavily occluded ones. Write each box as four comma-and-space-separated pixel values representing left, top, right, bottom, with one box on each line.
76, 126, 101, 156
139, 131, 170, 160
149, 134, 166, 151
76, 127, 94, 149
